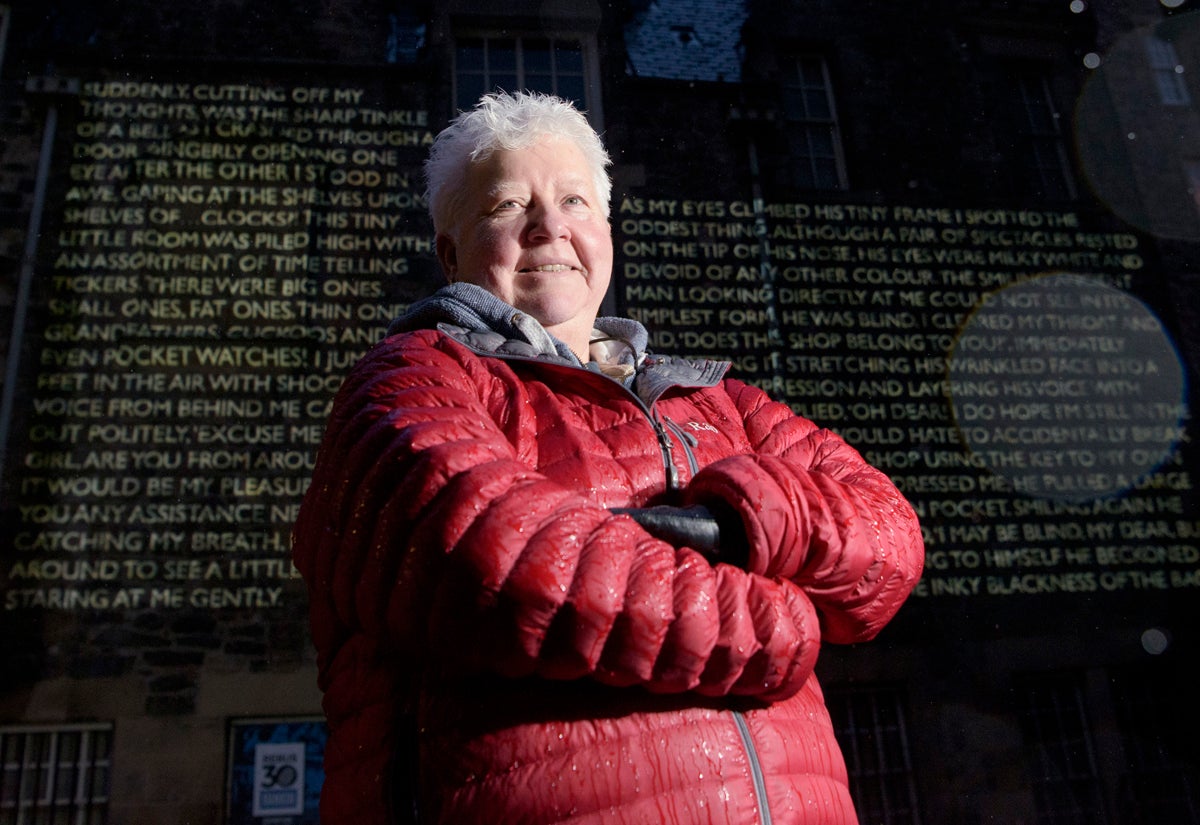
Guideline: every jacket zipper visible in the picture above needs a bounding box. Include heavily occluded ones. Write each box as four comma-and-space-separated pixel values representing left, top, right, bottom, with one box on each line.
458, 342, 766, 818
663, 414, 770, 821
733, 710, 773, 825
662, 416, 700, 478
658, 409, 772, 823
450, 338, 719, 493
534, 358, 689, 492
603, 376, 684, 491
652, 416, 682, 490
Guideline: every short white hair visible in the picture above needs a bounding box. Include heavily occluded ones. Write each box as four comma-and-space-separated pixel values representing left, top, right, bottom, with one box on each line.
424, 91, 612, 233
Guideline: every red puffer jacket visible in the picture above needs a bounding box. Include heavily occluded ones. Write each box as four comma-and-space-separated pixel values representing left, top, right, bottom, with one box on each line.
294, 325, 924, 825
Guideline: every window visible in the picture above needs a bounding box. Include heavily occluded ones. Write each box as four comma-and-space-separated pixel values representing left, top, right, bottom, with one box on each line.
1110, 670, 1200, 822
826, 686, 922, 824
454, 35, 591, 114
997, 67, 1076, 200
780, 56, 847, 190
0, 724, 112, 825
1146, 35, 1190, 106
385, 9, 425, 65
1016, 674, 1108, 825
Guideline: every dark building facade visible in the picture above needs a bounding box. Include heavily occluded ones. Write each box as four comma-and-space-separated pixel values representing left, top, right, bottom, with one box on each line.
0, 1, 1198, 822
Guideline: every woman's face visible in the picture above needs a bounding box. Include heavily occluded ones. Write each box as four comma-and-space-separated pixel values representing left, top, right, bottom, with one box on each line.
436, 135, 613, 356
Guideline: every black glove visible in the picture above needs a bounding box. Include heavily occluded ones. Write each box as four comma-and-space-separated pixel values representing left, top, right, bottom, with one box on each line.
613, 504, 748, 567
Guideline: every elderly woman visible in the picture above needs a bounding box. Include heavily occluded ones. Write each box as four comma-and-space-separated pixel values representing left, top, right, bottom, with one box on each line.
293, 91, 924, 824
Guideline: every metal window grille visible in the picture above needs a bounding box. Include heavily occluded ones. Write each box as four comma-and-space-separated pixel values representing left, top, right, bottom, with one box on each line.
0, 724, 112, 825
1146, 35, 1191, 106
1016, 674, 1108, 825
780, 56, 847, 190
827, 686, 922, 824
454, 36, 588, 113
1000, 69, 1076, 200
1109, 670, 1200, 823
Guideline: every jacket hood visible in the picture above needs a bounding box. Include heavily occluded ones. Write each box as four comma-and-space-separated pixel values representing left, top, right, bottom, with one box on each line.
388, 283, 650, 372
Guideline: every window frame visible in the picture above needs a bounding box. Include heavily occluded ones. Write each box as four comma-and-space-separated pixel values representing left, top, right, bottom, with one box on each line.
1145, 34, 1191, 106
996, 63, 1078, 201
779, 54, 849, 191
451, 32, 603, 130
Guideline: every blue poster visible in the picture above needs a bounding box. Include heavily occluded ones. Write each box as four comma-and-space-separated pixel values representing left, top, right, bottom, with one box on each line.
227, 718, 326, 824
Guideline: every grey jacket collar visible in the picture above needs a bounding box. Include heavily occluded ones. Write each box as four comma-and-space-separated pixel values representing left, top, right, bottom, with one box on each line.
388, 283, 728, 399
389, 283, 583, 362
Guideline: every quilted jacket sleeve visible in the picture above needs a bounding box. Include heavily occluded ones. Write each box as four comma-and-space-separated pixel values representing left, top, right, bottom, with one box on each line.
679, 378, 925, 644
293, 332, 822, 702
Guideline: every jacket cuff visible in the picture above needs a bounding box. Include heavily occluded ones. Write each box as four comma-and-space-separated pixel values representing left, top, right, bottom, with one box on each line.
681, 456, 810, 579
612, 505, 748, 567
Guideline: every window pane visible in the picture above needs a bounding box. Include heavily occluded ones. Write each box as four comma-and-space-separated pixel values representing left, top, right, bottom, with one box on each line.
780, 55, 845, 189
524, 39, 552, 74
796, 57, 824, 85
556, 41, 584, 73
781, 87, 806, 118
809, 127, 836, 156
490, 73, 518, 94
1154, 72, 1189, 105
456, 39, 488, 109
1022, 101, 1053, 133
488, 38, 518, 95
489, 38, 518, 73
804, 89, 831, 120
556, 75, 586, 108
457, 76, 486, 111
524, 39, 554, 95
90, 765, 109, 798
53, 765, 75, 803
456, 39, 485, 71
999, 66, 1074, 200
2, 767, 19, 805
93, 732, 111, 761
1146, 36, 1190, 105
